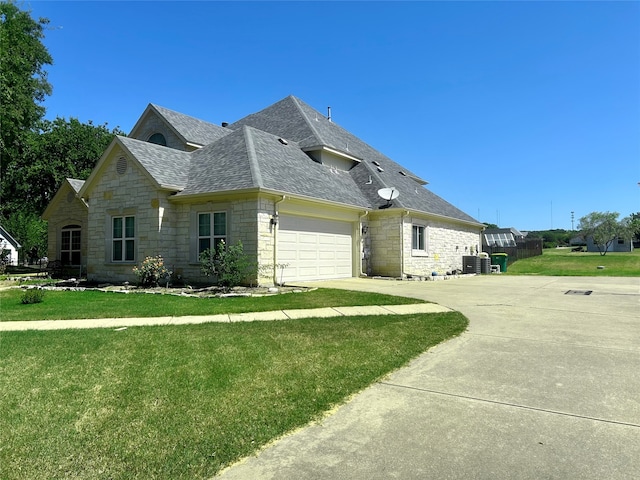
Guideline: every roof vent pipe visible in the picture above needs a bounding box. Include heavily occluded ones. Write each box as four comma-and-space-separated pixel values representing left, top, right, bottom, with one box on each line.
327, 106, 332, 122
221, 122, 229, 128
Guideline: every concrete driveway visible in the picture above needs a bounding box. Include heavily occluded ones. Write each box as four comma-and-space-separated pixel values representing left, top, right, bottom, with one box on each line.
216, 275, 640, 479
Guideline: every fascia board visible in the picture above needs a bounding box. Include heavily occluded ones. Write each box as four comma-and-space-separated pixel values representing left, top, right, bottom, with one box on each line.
402, 208, 485, 229
169, 187, 370, 212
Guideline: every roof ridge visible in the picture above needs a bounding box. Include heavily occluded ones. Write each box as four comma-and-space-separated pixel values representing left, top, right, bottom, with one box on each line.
290, 96, 324, 146
243, 126, 263, 188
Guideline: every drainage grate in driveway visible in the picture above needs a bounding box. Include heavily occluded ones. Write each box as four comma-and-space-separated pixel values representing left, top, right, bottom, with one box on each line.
565, 290, 593, 295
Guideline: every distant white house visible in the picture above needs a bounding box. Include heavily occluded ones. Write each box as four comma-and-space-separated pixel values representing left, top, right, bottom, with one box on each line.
0, 225, 21, 266
586, 236, 633, 253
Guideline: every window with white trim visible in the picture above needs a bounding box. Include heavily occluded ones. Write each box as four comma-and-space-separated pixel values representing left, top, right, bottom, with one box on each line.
412, 224, 427, 254
61, 225, 81, 265
112, 216, 135, 262
198, 212, 227, 254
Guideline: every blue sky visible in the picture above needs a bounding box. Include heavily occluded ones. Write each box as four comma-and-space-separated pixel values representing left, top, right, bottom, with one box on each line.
27, 0, 640, 231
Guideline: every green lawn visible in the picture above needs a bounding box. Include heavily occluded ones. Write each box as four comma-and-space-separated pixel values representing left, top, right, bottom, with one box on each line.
507, 248, 640, 276
0, 312, 467, 479
0, 288, 423, 322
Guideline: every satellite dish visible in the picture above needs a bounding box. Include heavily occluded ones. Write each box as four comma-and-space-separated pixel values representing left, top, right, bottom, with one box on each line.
377, 187, 399, 208
377, 187, 399, 201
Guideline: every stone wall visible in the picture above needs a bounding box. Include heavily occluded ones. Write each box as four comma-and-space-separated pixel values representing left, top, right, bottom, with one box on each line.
85, 146, 166, 283
367, 213, 403, 277
366, 211, 481, 278
45, 183, 88, 265
403, 215, 482, 276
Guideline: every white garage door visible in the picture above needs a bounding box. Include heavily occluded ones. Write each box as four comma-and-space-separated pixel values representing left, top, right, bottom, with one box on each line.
278, 215, 353, 282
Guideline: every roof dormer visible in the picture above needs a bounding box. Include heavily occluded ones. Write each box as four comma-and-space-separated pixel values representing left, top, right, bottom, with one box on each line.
303, 145, 362, 171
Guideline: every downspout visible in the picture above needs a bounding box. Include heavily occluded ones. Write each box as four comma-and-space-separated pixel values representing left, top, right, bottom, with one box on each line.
272, 195, 287, 285
400, 210, 409, 279
359, 211, 369, 276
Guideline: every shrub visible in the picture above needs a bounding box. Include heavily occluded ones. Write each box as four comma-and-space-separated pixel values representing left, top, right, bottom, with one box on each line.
133, 255, 173, 287
21, 288, 45, 304
200, 240, 257, 288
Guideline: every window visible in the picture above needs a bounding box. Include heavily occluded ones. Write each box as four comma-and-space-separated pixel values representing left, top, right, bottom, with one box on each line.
412, 225, 426, 252
112, 216, 135, 262
61, 225, 81, 265
148, 133, 167, 146
618, 237, 625, 245
198, 212, 226, 254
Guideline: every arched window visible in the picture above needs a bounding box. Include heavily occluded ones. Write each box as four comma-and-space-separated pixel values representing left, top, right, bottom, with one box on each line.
148, 133, 167, 146
61, 225, 81, 265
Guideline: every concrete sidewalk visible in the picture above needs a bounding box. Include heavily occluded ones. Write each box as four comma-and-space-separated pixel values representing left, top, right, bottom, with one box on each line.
216, 275, 640, 480
0, 302, 450, 331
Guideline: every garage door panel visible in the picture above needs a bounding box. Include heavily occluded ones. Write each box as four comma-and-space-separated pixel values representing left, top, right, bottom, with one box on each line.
278, 215, 353, 282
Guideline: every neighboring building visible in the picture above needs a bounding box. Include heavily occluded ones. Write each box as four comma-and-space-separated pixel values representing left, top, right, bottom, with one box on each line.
482, 227, 525, 248
0, 225, 21, 266
586, 236, 633, 253
571, 234, 634, 253
43, 96, 483, 285
482, 227, 542, 263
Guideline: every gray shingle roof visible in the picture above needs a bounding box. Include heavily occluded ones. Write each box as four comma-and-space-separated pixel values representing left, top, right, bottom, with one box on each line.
123, 96, 478, 224
178, 126, 371, 207
151, 104, 231, 146
231, 96, 477, 223
119, 136, 191, 189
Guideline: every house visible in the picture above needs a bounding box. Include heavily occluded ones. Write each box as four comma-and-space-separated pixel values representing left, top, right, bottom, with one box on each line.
0, 224, 21, 266
586, 236, 633, 253
43, 96, 484, 285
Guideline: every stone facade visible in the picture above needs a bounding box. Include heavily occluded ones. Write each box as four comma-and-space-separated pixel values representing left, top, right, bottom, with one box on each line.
44, 103, 484, 286
366, 211, 482, 278
403, 215, 482, 276
43, 181, 88, 270
82, 147, 280, 285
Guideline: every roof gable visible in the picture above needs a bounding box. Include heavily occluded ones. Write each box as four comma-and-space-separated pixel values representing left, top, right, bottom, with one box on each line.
118, 136, 191, 189
0, 225, 21, 249
42, 178, 88, 220
130, 104, 231, 148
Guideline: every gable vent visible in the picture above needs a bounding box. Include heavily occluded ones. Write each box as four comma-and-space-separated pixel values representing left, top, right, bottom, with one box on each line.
116, 157, 128, 175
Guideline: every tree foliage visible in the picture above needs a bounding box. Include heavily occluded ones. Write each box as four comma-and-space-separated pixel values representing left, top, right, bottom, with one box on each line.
577, 211, 631, 256
1, 210, 47, 262
1, 117, 123, 218
0, 3, 124, 261
0, 1, 53, 175
526, 229, 572, 249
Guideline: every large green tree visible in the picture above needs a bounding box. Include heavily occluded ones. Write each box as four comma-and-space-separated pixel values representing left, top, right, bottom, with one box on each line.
0, 1, 53, 176
0, 3, 124, 262
2, 117, 123, 217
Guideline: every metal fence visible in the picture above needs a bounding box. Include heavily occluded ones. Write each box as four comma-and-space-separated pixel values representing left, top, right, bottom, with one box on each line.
483, 238, 543, 264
